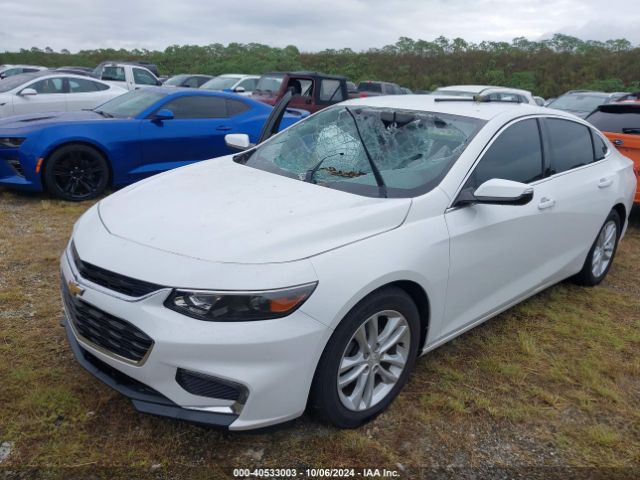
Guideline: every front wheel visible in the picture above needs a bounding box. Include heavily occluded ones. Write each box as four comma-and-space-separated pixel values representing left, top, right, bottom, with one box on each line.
310, 287, 420, 428
573, 209, 621, 286
44, 144, 109, 201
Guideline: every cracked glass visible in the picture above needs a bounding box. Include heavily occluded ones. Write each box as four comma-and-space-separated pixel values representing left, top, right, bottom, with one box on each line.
237, 106, 485, 198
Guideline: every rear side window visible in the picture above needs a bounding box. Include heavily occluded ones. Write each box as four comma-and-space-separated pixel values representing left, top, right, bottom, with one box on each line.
319, 79, 344, 102
226, 99, 249, 116
160, 96, 228, 119
102, 66, 125, 82
68, 78, 109, 92
467, 119, 543, 188
545, 118, 594, 174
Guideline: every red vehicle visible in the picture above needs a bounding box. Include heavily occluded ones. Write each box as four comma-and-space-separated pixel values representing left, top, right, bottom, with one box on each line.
251, 71, 349, 113
587, 98, 640, 203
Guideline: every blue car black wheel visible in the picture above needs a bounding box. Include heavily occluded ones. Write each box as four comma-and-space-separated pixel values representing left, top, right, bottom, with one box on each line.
44, 144, 109, 202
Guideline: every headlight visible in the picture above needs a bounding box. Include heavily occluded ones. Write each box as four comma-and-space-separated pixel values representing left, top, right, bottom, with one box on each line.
164, 282, 317, 321
0, 137, 25, 148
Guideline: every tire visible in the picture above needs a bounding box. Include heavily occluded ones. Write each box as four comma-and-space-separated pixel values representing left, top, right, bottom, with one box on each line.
572, 209, 621, 286
44, 144, 109, 201
310, 287, 420, 428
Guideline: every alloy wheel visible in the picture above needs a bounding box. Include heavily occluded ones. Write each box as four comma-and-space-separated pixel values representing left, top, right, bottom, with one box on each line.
337, 310, 411, 411
51, 150, 105, 200
591, 220, 617, 278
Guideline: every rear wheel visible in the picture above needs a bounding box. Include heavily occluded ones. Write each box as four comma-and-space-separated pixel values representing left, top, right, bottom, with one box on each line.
310, 287, 420, 428
573, 209, 621, 286
44, 144, 109, 201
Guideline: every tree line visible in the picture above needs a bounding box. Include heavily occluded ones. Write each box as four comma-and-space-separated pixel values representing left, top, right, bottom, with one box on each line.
2, 34, 640, 98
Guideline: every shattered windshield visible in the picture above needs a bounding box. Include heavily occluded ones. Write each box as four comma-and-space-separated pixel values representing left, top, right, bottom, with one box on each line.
236, 106, 485, 198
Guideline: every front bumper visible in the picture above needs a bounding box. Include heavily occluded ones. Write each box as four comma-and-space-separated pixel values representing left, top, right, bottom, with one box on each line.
0, 147, 42, 191
60, 243, 331, 430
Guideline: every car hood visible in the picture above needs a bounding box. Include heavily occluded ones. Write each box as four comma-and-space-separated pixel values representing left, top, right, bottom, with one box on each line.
98, 157, 412, 264
0, 110, 106, 130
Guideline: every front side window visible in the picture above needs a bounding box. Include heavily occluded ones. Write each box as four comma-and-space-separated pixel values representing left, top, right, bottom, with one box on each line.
237, 78, 257, 91
236, 106, 485, 198
29, 77, 65, 94
201, 76, 240, 90
133, 68, 158, 86
255, 74, 285, 93
545, 118, 594, 174
159, 96, 227, 119
466, 119, 543, 189
320, 79, 344, 102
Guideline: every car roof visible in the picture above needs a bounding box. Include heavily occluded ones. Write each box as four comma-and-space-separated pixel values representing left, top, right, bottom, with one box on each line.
341, 94, 560, 121
218, 74, 260, 79
436, 85, 532, 95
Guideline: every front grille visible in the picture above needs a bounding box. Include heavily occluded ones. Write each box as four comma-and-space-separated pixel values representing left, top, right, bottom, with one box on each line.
7, 159, 24, 177
63, 281, 153, 363
176, 369, 247, 402
71, 242, 164, 297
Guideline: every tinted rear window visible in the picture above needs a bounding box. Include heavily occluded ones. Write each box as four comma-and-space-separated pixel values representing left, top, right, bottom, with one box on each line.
587, 106, 640, 134
545, 118, 595, 174
358, 82, 382, 93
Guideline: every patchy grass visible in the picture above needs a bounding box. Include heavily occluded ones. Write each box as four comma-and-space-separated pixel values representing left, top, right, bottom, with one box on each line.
0, 188, 639, 478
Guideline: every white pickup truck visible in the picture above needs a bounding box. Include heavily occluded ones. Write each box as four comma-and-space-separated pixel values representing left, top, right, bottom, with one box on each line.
93, 62, 162, 91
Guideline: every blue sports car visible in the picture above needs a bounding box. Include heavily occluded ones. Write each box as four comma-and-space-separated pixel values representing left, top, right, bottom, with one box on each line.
0, 88, 307, 200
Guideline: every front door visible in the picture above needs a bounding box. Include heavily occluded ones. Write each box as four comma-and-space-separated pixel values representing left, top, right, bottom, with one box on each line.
442, 118, 555, 337
139, 95, 235, 176
13, 77, 66, 115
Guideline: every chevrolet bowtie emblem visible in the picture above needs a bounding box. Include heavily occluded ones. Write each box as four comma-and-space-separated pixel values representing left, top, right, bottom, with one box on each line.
68, 280, 85, 297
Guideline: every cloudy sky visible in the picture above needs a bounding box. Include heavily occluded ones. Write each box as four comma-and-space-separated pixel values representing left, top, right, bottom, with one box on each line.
2, 0, 639, 52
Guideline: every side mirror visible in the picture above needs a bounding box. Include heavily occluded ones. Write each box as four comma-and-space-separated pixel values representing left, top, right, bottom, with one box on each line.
153, 109, 174, 121
225, 133, 252, 151
20, 88, 37, 96
455, 179, 534, 207
234, 86, 246, 93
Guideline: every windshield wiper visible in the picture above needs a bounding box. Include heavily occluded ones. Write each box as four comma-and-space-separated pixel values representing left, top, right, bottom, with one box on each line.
93, 110, 113, 118
622, 127, 640, 135
305, 152, 344, 183
344, 107, 387, 197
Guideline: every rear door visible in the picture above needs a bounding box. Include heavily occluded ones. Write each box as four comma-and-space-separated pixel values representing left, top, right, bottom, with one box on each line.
139, 95, 247, 174
12, 77, 67, 114
535, 117, 619, 271
65, 77, 114, 110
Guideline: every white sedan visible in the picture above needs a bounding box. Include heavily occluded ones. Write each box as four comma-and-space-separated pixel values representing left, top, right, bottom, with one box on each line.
60, 95, 636, 430
0, 72, 126, 117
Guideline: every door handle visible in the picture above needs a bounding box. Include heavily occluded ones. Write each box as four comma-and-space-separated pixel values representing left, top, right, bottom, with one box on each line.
598, 177, 613, 188
612, 139, 623, 146
538, 197, 556, 210
216, 125, 232, 131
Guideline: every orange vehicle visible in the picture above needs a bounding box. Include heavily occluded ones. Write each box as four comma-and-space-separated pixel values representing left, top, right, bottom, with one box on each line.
587, 99, 640, 203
